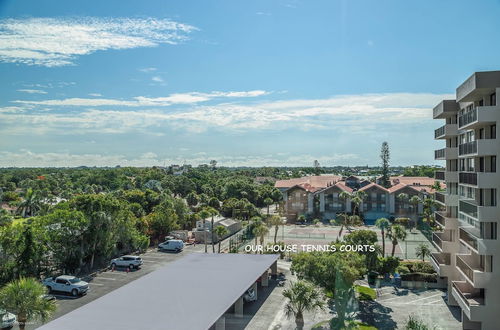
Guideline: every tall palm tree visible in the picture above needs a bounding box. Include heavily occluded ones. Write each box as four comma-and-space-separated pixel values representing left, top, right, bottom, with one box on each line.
283, 281, 325, 330
415, 243, 431, 261
375, 217, 390, 257
205, 207, 220, 253
197, 209, 211, 253
264, 197, 273, 216
409, 195, 421, 215
267, 215, 283, 244
252, 223, 269, 253
0, 277, 56, 330
387, 224, 407, 257
335, 213, 349, 239
397, 193, 409, 213
214, 226, 229, 253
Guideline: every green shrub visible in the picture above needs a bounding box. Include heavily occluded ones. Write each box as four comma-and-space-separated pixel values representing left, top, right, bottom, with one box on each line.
401, 272, 437, 282
405, 315, 434, 329
355, 285, 376, 301
377, 256, 400, 275
396, 265, 410, 274
411, 261, 435, 274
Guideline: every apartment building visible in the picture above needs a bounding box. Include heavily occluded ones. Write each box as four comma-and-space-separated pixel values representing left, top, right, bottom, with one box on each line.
432, 71, 500, 330
275, 175, 434, 223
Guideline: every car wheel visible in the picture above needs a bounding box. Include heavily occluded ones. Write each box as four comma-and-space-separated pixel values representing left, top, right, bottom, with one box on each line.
129, 264, 134, 270
111, 263, 116, 268
71, 289, 78, 296
46, 286, 52, 293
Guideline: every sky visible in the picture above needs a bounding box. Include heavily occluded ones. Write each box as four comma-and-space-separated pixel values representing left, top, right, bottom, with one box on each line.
1, 0, 500, 167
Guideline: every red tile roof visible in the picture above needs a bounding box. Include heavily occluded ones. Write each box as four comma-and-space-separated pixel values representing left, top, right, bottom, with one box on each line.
275, 175, 342, 192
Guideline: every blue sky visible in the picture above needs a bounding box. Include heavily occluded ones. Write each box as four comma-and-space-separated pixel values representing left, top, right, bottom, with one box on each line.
1, 0, 500, 167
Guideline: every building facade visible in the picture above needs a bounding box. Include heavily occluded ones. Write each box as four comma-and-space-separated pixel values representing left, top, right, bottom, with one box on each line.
432, 71, 500, 330
275, 175, 433, 223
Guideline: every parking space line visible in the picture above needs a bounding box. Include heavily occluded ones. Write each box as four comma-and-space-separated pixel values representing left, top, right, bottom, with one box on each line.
92, 276, 117, 281
89, 283, 104, 286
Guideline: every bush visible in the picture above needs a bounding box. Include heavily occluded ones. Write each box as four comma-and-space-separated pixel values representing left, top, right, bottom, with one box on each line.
399, 261, 435, 274
401, 272, 437, 283
405, 315, 434, 330
396, 265, 410, 274
377, 256, 400, 275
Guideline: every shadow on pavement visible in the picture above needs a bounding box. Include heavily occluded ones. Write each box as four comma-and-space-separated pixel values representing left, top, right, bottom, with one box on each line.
358, 300, 397, 330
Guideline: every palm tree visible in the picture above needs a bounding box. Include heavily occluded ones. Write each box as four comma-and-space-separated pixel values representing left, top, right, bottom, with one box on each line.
339, 191, 351, 212
346, 214, 362, 232
267, 215, 283, 244
17, 188, 41, 217
335, 213, 349, 239
0, 277, 56, 330
204, 207, 220, 253
264, 197, 273, 216
409, 195, 421, 216
397, 193, 409, 213
283, 281, 325, 330
415, 243, 431, 261
252, 223, 269, 253
197, 209, 211, 253
387, 224, 407, 257
214, 226, 229, 253
375, 217, 390, 257
297, 214, 306, 224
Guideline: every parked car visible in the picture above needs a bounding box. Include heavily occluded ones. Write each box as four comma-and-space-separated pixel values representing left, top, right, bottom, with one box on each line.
0, 309, 16, 329
110, 255, 143, 269
243, 287, 257, 302
158, 239, 184, 252
42, 275, 89, 297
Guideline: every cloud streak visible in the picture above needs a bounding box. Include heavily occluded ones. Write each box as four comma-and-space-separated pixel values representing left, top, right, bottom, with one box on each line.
0, 17, 197, 66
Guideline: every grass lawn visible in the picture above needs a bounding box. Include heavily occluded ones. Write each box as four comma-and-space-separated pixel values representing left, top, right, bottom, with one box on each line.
355, 285, 376, 301
312, 320, 377, 330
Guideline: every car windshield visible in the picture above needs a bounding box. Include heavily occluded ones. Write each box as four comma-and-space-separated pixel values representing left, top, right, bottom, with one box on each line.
69, 277, 81, 283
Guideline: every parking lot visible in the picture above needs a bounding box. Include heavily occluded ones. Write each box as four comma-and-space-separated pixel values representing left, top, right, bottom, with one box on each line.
26, 242, 214, 329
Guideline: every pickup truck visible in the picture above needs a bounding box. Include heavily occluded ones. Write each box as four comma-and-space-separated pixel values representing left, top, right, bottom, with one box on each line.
43, 275, 89, 296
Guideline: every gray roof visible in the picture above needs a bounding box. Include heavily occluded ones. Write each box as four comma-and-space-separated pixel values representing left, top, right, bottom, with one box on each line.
38, 253, 279, 330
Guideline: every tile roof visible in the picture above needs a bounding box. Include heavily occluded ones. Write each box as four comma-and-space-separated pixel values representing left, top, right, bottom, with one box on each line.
275, 175, 342, 191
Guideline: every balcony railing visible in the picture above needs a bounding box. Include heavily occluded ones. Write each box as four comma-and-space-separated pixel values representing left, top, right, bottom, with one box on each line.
435, 171, 445, 180
459, 172, 478, 185
432, 233, 443, 249
435, 211, 446, 227
459, 227, 479, 251
431, 252, 450, 265
435, 192, 445, 204
435, 148, 445, 159
460, 200, 478, 218
458, 108, 477, 128
456, 255, 474, 282
452, 281, 484, 307
459, 141, 477, 156
435, 125, 446, 138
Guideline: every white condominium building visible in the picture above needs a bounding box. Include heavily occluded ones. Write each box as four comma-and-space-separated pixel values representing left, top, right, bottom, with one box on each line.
433, 71, 499, 330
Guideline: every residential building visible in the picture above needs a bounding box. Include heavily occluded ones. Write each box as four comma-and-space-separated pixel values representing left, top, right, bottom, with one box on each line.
275, 175, 436, 223
432, 71, 500, 330
194, 216, 242, 243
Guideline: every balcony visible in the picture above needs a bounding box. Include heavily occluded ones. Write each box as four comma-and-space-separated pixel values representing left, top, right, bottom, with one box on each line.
458, 139, 497, 157
459, 227, 479, 251
434, 147, 458, 160
435, 191, 445, 204
459, 199, 498, 221
433, 100, 459, 119
435, 171, 445, 181
459, 172, 477, 185
430, 252, 451, 277
432, 230, 453, 251
456, 253, 488, 287
435, 211, 446, 227
434, 124, 458, 139
452, 281, 485, 322
458, 106, 500, 130
456, 70, 500, 102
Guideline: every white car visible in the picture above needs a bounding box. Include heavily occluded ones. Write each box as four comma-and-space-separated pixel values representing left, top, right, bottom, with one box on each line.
0, 309, 16, 329
158, 239, 184, 252
110, 255, 143, 269
42, 275, 89, 297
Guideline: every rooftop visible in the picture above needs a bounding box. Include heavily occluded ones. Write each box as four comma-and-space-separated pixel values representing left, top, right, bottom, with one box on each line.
38, 253, 279, 330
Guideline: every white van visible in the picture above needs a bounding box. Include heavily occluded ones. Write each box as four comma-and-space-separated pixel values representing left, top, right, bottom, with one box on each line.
158, 239, 184, 252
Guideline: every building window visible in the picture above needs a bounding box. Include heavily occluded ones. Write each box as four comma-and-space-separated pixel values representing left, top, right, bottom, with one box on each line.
491, 125, 497, 139
490, 92, 497, 106
492, 156, 497, 173
492, 189, 497, 207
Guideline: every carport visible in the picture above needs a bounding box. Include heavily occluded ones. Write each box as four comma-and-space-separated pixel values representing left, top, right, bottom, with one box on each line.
37, 253, 279, 330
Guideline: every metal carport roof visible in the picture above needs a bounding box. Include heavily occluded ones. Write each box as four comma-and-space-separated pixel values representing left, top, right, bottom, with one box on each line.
37, 253, 279, 330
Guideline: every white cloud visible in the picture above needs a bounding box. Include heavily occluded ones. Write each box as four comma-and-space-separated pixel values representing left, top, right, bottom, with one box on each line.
17, 89, 47, 94
151, 76, 164, 83
0, 150, 359, 167
139, 67, 157, 72
0, 17, 197, 67
89, 93, 102, 97
1, 92, 451, 135
12, 90, 270, 107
